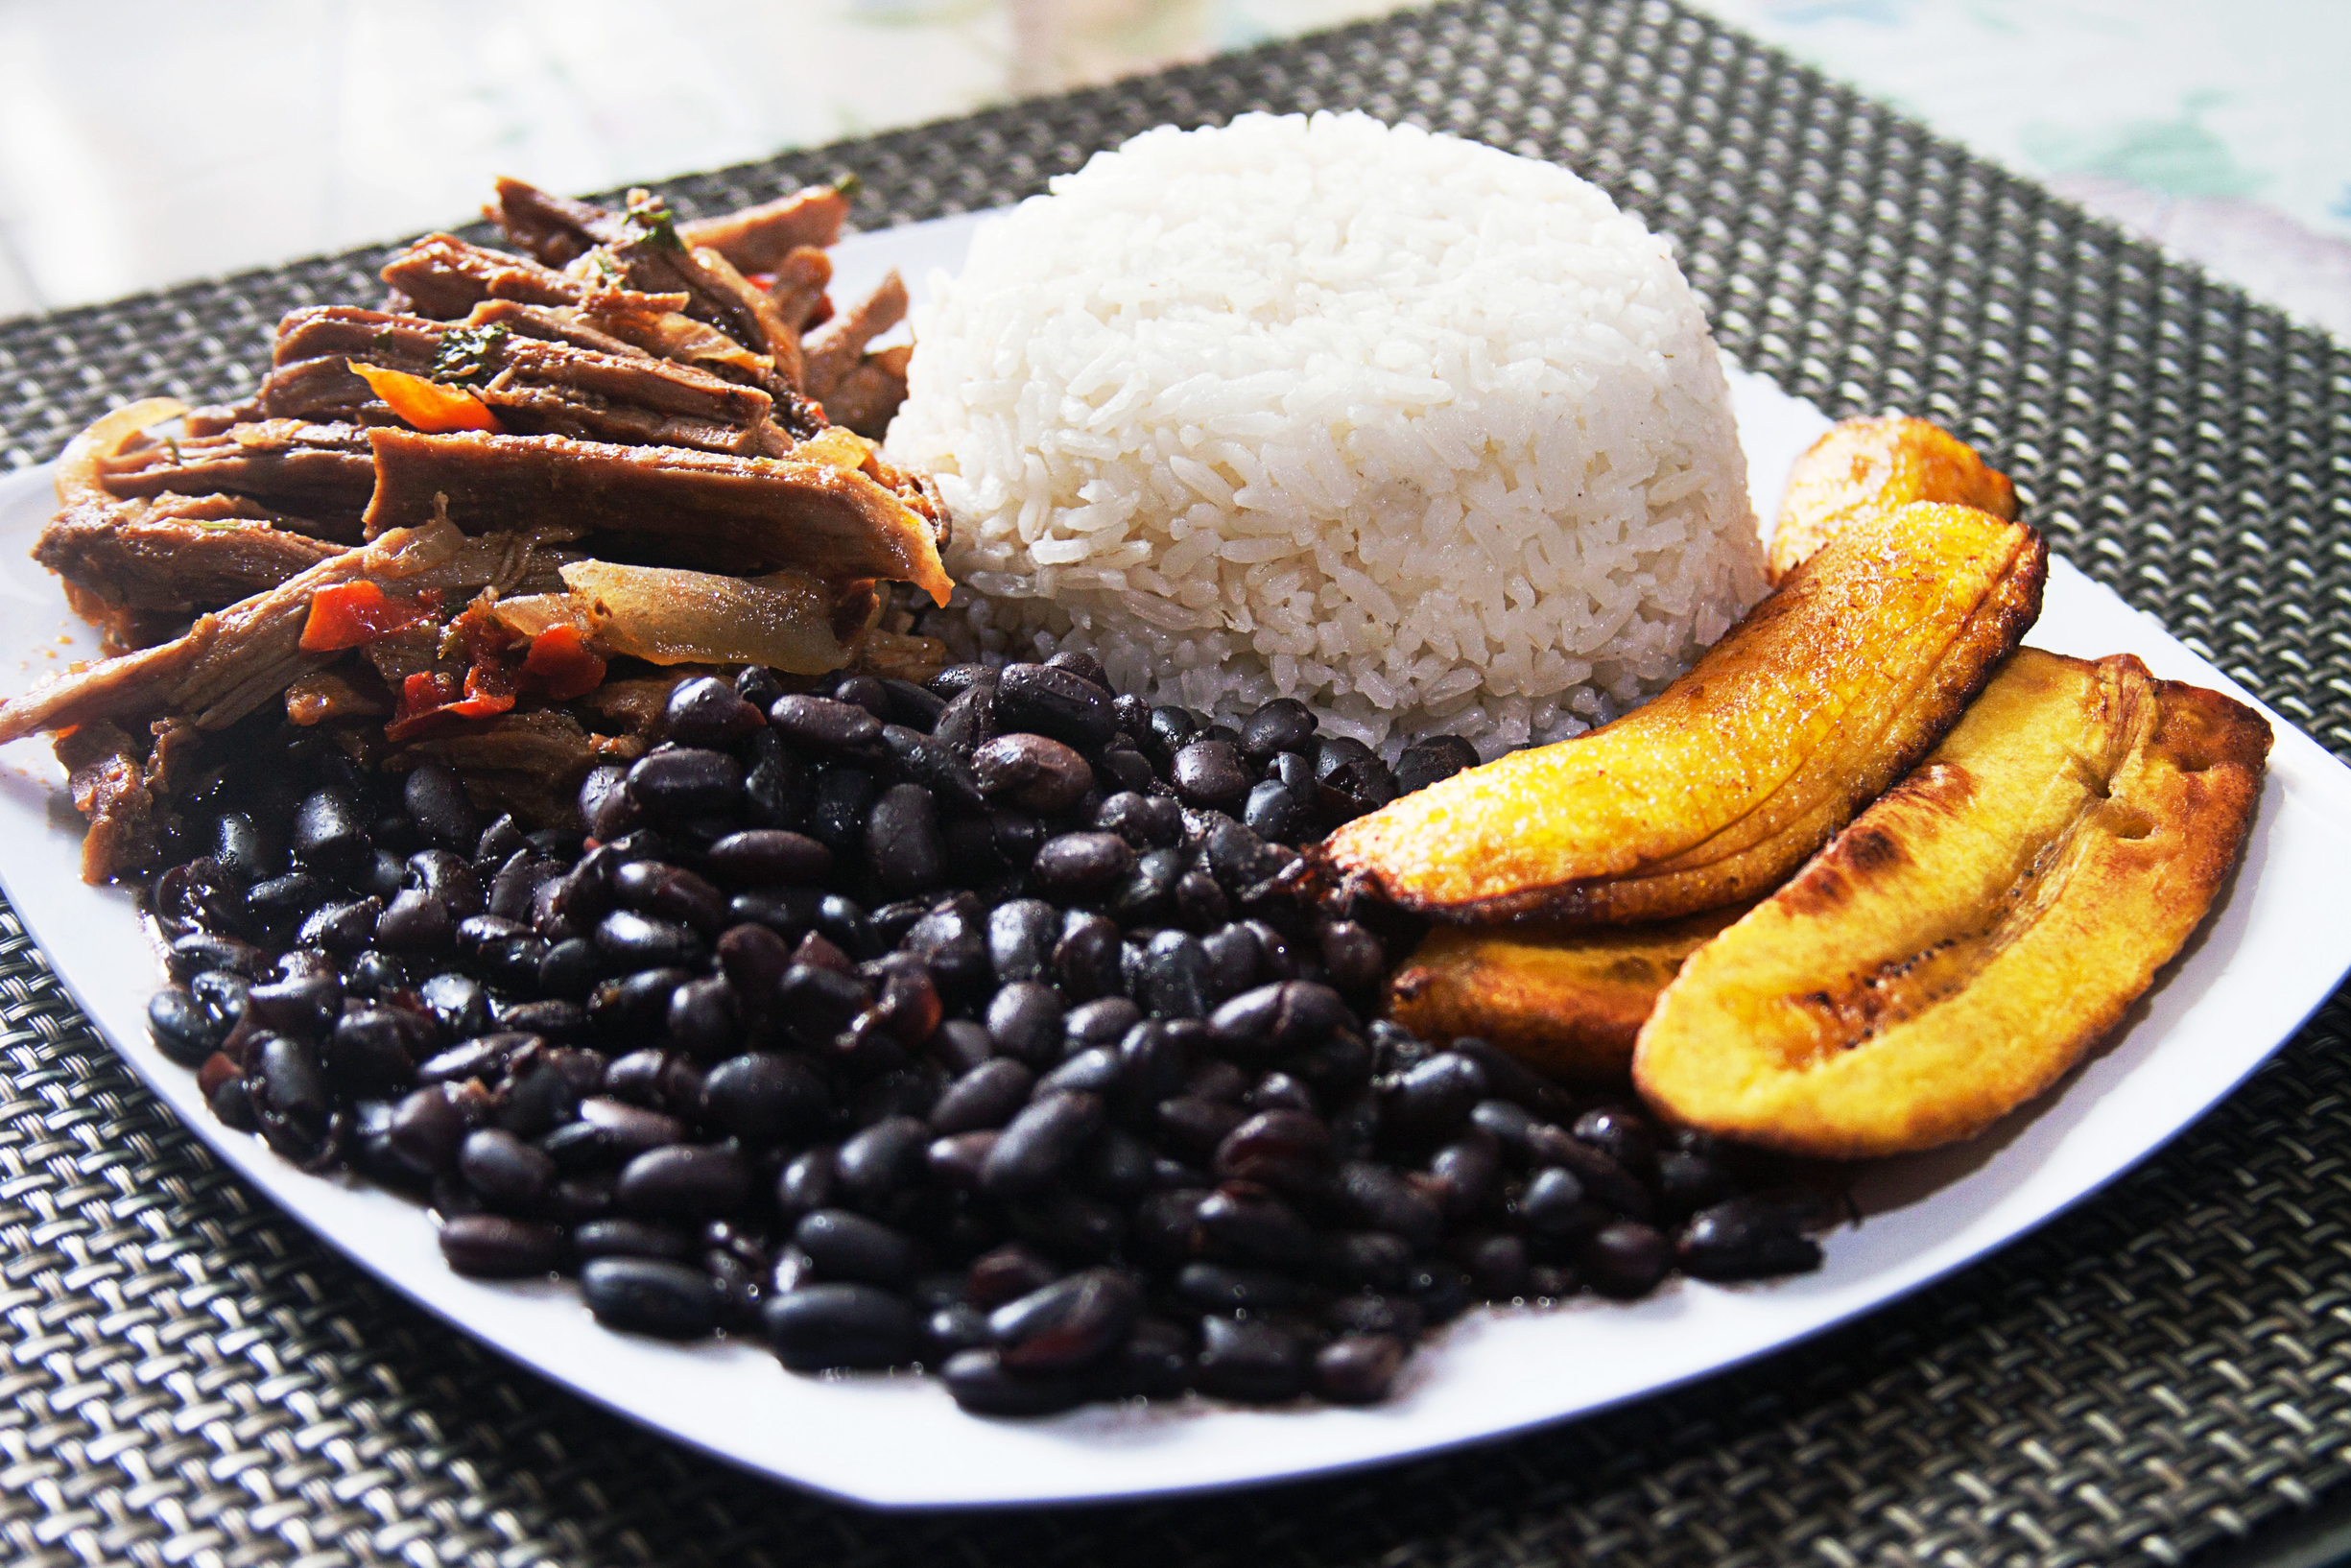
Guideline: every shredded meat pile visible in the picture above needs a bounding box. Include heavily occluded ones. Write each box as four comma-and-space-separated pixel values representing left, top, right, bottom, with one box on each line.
3, 178, 950, 882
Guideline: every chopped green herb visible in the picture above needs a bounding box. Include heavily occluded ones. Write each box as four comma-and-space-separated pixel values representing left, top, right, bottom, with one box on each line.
430, 324, 510, 386
835, 172, 862, 200
622, 188, 684, 251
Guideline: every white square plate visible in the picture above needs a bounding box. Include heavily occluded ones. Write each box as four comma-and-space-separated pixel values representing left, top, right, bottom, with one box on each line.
1, 211, 2347, 1509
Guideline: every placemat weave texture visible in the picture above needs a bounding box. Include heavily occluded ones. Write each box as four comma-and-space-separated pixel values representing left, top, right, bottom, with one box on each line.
2, 1, 2348, 1563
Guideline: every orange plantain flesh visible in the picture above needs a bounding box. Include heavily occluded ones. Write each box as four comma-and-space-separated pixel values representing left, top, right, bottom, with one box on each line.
1385, 903, 1750, 1081
1768, 415, 2017, 583
1631, 649, 2269, 1158
1311, 501, 2048, 925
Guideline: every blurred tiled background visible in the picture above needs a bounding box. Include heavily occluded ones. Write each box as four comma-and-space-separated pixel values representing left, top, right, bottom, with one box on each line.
0, 0, 2343, 340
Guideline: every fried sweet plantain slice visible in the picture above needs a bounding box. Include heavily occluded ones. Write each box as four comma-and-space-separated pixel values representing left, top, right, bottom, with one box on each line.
1631, 649, 2269, 1158
1311, 502, 2047, 925
1769, 416, 2017, 583
1386, 903, 1750, 1081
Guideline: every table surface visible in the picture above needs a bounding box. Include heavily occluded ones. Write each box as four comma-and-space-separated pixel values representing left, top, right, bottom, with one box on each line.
2, 2, 2350, 1565
0, 0, 2343, 340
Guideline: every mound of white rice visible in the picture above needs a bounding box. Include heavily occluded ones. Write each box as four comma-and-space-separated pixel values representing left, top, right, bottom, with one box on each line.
885, 110, 1765, 755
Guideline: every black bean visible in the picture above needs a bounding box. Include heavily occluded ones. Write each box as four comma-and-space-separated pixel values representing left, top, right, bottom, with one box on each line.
1313, 734, 1374, 781
241, 872, 326, 931
880, 725, 985, 812
148, 987, 221, 1065
932, 682, 998, 753
964, 1242, 1063, 1309
1149, 705, 1200, 754
1029, 832, 1134, 902
706, 830, 831, 891
1066, 997, 1144, 1053
1454, 1231, 1529, 1297
594, 910, 707, 971
923, 1130, 995, 1191
1138, 930, 1211, 1019
987, 1267, 1141, 1372
387, 1085, 469, 1174
613, 861, 726, 935
986, 899, 1059, 986
406, 848, 486, 919
928, 1018, 995, 1076
1051, 912, 1124, 1002
777, 963, 870, 1047
581, 1256, 721, 1339
1406, 1261, 1473, 1324
1107, 847, 1183, 924
1097, 746, 1155, 794
1196, 1183, 1316, 1268
570, 1222, 699, 1265
403, 762, 484, 848
439, 1215, 563, 1277
1426, 1129, 1502, 1217
291, 788, 369, 874
628, 748, 744, 820
1318, 1230, 1414, 1289
931, 1058, 1035, 1133
701, 1052, 831, 1141
616, 1145, 748, 1219
1676, 1196, 1825, 1280
1393, 734, 1481, 795
1334, 1160, 1444, 1247
1240, 699, 1318, 762
971, 732, 1093, 815
1037, 1047, 1121, 1098
774, 1148, 839, 1223
206, 1070, 256, 1131
1208, 981, 1348, 1056
1314, 1335, 1404, 1404
210, 811, 276, 882
325, 1006, 426, 1091
664, 975, 738, 1060
994, 663, 1118, 750
251, 1034, 333, 1140
1171, 740, 1251, 809
664, 676, 764, 748
1574, 1106, 1657, 1175
794, 1208, 920, 1286
763, 1284, 917, 1370
1388, 1052, 1489, 1143
939, 1349, 1086, 1416
460, 1128, 557, 1210
373, 888, 454, 954
1243, 778, 1311, 843
1093, 791, 1182, 850
866, 783, 945, 897
476, 814, 528, 867
835, 1116, 931, 1208
586, 967, 689, 1051
768, 694, 882, 753
807, 769, 879, 866
1579, 1220, 1672, 1298
1317, 920, 1385, 993
297, 896, 381, 955
986, 982, 1066, 1067
983, 1092, 1106, 1196
1656, 1150, 1736, 1222
580, 764, 640, 841
1214, 1109, 1332, 1194
1194, 1315, 1309, 1402
1319, 752, 1399, 814
732, 665, 787, 711
1518, 1166, 1606, 1238
1512, 1113, 1637, 1198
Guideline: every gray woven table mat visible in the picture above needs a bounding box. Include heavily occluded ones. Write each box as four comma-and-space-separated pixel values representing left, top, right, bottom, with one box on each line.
2, 1, 2348, 1563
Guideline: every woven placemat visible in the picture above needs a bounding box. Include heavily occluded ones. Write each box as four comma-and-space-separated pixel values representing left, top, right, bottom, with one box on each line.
3, 2, 2348, 1563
